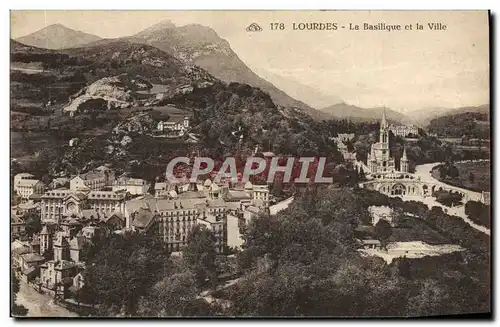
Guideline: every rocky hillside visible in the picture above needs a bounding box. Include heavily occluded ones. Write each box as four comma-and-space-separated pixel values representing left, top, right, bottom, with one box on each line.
16, 24, 101, 49
127, 20, 329, 120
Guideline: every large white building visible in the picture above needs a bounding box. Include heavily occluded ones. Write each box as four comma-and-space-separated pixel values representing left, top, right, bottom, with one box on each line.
40, 189, 126, 223
389, 124, 419, 137
157, 116, 190, 137
112, 176, 150, 195
14, 173, 46, 201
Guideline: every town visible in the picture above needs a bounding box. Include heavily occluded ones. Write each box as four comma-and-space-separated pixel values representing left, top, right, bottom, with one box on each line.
10, 10, 490, 318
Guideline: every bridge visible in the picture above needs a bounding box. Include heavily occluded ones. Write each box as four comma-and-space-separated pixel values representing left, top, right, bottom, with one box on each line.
414, 161, 485, 203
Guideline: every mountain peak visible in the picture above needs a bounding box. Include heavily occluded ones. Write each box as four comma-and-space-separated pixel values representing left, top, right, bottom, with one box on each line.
146, 19, 176, 31
16, 24, 101, 49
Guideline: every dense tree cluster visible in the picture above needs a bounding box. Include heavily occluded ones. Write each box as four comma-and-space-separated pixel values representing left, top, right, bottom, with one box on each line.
428, 112, 490, 139
465, 201, 490, 229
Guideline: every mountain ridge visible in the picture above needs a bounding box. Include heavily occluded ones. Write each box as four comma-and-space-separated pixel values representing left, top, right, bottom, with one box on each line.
15, 24, 102, 50
319, 102, 412, 124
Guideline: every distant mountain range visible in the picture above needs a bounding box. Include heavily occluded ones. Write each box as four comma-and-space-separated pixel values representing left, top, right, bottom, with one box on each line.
13, 22, 489, 125
15, 24, 102, 50
406, 104, 490, 127
318, 102, 411, 124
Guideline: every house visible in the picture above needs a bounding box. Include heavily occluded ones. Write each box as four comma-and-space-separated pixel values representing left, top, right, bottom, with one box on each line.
99, 212, 126, 232
11, 211, 25, 239
39, 260, 79, 297
243, 205, 261, 224
49, 178, 70, 190
130, 207, 157, 235
112, 176, 150, 195
70, 167, 115, 191
13, 173, 35, 192
12, 244, 31, 270
197, 214, 226, 253
69, 138, 79, 147
361, 239, 382, 250
16, 179, 46, 201
157, 116, 190, 137
18, 253, 46, 282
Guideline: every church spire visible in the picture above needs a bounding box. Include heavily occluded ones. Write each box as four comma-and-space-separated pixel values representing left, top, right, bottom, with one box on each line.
381, 107, 388, 128
402, 147, 408, 160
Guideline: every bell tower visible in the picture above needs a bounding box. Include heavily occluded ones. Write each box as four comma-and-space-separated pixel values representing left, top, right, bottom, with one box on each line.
400, 147, 409, 173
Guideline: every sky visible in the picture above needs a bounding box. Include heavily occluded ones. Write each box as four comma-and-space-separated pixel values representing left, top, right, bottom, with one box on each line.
10, 10, 490, 111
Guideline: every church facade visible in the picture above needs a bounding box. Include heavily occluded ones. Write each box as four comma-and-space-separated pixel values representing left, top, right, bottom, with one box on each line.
367, 109, 409, 175
361, 110, 427, 197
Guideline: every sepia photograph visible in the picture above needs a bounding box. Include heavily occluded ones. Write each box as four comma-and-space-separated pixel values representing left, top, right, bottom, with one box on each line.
9, 10, 491, 318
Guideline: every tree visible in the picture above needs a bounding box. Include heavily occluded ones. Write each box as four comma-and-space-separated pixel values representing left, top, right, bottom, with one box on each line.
183, 225, 218, 290
11, 270, 28, 317
374, 219, 392, 250
24, 212, 42, 237
469, 172, 475, 183
137, 272, 215, 317
82, 233, 170, 316
358, 166, 366, 181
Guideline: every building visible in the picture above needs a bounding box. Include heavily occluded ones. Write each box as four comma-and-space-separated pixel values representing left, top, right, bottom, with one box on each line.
11, 211, 25, 239
13, 173, 35, 191
360, 112, 470, 200
197, 214, 226, 253
112, 176, 150, 195
15, 179, 46, 201
69, 166, 115, 191
39, 260, 80, 296
40, 189, 126, 223
69, 138, 79, 147
157, 116, 190, 137
481, 191, 491, 205
389, 124, 419, 138
49, 178, 70, 190
18, 253, 46, 283
367, 109, 396, 174
361, 239, 382, 250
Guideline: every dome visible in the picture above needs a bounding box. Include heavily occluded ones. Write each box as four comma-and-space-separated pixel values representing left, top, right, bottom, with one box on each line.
203, 179, 212, 187
169, 190, 178, 198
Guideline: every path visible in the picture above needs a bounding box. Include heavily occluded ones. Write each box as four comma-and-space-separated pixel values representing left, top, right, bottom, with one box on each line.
270, 196, 294, 215
414, 161, 484, 202
359, 241, 465, 264
405, 160, 490, 235
15, 282, 78, 317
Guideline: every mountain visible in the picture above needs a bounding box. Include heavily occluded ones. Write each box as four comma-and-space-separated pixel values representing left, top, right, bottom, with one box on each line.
319, 102, 411, 124
407, 104, 490, 127
15, 24, 101, 50
10, 38, 216, 115
252, 69, 343, 109
427, 110, 490, 138
127, 20, 329, 120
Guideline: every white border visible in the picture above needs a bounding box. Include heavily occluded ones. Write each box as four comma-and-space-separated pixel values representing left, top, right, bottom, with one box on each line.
2, 1, 497, 326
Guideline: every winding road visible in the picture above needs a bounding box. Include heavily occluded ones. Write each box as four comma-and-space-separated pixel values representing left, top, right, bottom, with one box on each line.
404, 161, 490, 235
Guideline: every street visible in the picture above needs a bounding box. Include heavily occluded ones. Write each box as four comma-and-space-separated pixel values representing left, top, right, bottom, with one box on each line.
15, 281, 78, 317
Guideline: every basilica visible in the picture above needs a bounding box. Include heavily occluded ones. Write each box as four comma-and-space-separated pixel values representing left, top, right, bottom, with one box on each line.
367, 109, 409, 175
360, 110, 427, 197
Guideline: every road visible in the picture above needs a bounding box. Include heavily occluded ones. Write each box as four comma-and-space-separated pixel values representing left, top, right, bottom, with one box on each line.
405, 161, 490, 235
15, 282, 78, 317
